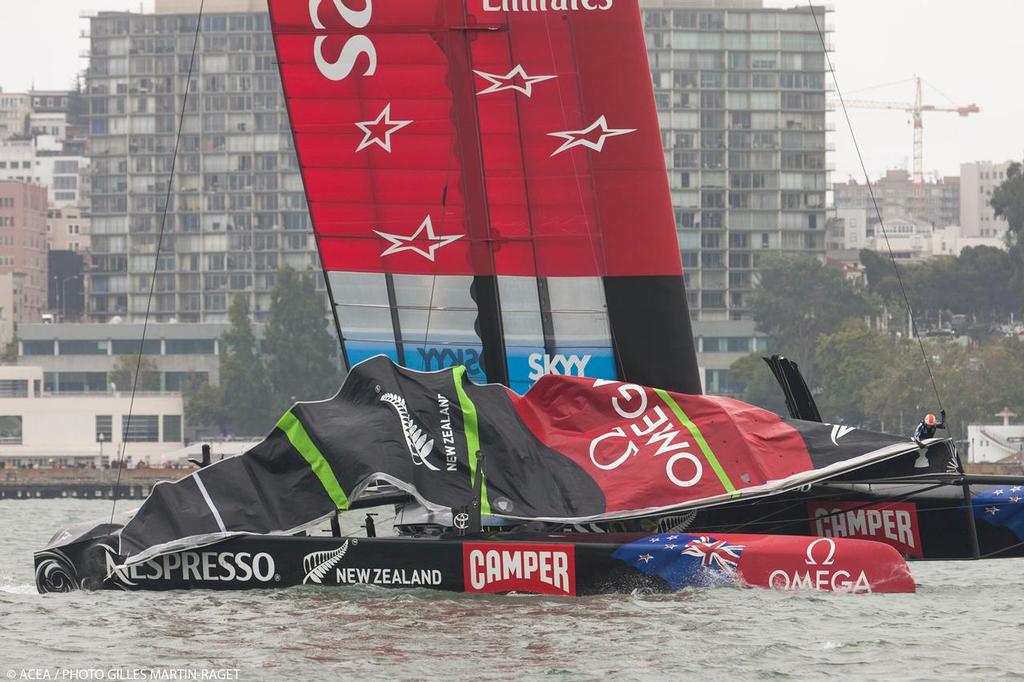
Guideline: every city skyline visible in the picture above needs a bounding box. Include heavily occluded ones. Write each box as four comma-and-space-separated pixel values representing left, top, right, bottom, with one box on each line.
1, 0, 1022, 181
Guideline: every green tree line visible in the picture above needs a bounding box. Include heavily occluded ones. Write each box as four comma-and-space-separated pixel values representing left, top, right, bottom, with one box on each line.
732, 252, 1024, 441
731, 163, 1024, 439
186, 267, 341, 438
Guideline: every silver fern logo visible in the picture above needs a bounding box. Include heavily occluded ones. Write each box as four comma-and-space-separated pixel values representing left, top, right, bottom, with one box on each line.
302, 541, 350, 585
380, 392, 439, 471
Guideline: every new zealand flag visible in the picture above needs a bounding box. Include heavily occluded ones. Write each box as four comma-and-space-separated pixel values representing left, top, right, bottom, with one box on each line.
972, 484, 1024, 540
611, 533, 745, 590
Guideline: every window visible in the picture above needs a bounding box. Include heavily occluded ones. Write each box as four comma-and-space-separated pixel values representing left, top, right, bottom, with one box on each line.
111, 339, 161, 355
726, 337, 751, 353
165, 339, 215, 355
0, 416, 22, 444
21, 340, 53, 355
96, 415, 113, 443
122, 415, 159, 443
163, 415, 182, 443
0, 380, 28, 398
59, 340, 109, 355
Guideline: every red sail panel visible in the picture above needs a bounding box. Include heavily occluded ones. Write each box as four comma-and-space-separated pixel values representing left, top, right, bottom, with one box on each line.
512, 376, 815, 512
268, 0, 682, 278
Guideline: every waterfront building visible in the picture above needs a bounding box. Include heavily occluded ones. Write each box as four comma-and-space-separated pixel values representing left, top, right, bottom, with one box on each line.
960, 161, 1012, 240
693, 319, 770, 394
967, 410, 1024, 464
84, 0, 319, 323
640, 0, 830, 320
14, 321, 265, 393
0, 365, 184, 467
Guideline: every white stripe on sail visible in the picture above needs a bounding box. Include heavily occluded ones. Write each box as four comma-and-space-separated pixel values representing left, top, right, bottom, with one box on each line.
194, 473, 227, 533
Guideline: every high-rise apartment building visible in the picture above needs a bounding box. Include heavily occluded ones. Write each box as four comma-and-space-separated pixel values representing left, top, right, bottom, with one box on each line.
85, 1, 318, 323
640, 0, 830, 320
960, 161, 1012, 240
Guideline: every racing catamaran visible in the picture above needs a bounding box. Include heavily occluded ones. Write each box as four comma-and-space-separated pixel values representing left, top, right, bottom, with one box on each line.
33, 0, 1023, 595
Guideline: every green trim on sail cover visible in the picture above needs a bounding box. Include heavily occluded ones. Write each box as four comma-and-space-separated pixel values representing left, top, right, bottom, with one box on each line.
654, 388, 738, 497
276, 410, 350, 510
453, 366, 490, 515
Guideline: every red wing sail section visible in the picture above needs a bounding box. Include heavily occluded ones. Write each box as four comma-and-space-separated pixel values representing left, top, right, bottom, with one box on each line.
269, 1, 700, 392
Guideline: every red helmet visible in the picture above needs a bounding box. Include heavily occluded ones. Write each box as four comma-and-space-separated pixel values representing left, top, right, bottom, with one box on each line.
924, 413, 938, 426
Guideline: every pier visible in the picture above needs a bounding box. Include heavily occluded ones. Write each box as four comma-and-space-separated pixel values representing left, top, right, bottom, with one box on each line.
0, 467, 194, 500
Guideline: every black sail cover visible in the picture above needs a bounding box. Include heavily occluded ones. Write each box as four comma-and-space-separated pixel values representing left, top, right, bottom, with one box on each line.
119, 356, 930, 562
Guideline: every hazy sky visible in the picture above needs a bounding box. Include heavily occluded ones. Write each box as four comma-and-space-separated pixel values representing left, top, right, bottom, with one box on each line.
1, 0, 1021, 181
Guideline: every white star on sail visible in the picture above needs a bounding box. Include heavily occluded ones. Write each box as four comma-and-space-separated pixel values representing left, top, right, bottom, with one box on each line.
373, 216, 463, 261
354, 103, 412, 153
548, 115, 636, 157
985, 506, 999, 515
473, 65, 557, 97
638, 553, 654, 563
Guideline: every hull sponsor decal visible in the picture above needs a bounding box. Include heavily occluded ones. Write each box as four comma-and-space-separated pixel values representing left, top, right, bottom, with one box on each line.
766, 538, 872, 594
807, 501, 923, 558
302, 541, 350, 585
463, 543, 576, 595
106, 548, 278, 585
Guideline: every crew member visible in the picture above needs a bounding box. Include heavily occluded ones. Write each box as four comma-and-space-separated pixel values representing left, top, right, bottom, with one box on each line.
913, 410, 946, 445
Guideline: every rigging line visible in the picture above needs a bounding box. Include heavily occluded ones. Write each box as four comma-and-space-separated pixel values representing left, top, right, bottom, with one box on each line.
110, 0, 205, 524
918, 76, 961, 108
808, 2, 945, 415
842, 76, 915, 97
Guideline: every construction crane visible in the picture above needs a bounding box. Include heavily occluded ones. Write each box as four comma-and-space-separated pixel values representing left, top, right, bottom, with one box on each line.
843, 76, 980, 183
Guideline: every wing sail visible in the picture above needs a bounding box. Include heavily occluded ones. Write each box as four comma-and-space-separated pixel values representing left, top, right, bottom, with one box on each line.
269, 0, 700, 392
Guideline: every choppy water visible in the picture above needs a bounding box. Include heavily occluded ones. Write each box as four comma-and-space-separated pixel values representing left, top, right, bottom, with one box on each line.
2, 500, 1023, 681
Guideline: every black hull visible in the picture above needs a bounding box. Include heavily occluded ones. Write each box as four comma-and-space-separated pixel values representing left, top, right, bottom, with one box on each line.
684, 477, 1024, 560
36, 528, 917, 595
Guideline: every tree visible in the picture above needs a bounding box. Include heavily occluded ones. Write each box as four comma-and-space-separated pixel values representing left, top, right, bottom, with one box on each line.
748, 254, 877, 386
727, 353, 789, 416
991, 161, 1024, 251
218, 294, 275, 436
814, 322, 895, 428
264, 267, 341, 417
108, 355, 160, 392
185, 294, 275, 437
1, 329, 17, 363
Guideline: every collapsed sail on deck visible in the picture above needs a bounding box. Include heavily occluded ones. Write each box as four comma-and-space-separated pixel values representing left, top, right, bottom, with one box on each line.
268, 0, 701, 393
119, 356, 924, 562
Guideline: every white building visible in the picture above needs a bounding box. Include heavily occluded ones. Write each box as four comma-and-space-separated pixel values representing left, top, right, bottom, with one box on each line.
872, 217, 934, 261
960, 161, 1012, 240
0, 137, 89, 208
826, 207, 868, 252
0, 90, 31, 138
0, 366, 185, 467
968, 409, 1024, 464
930, 225, 1006, 258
